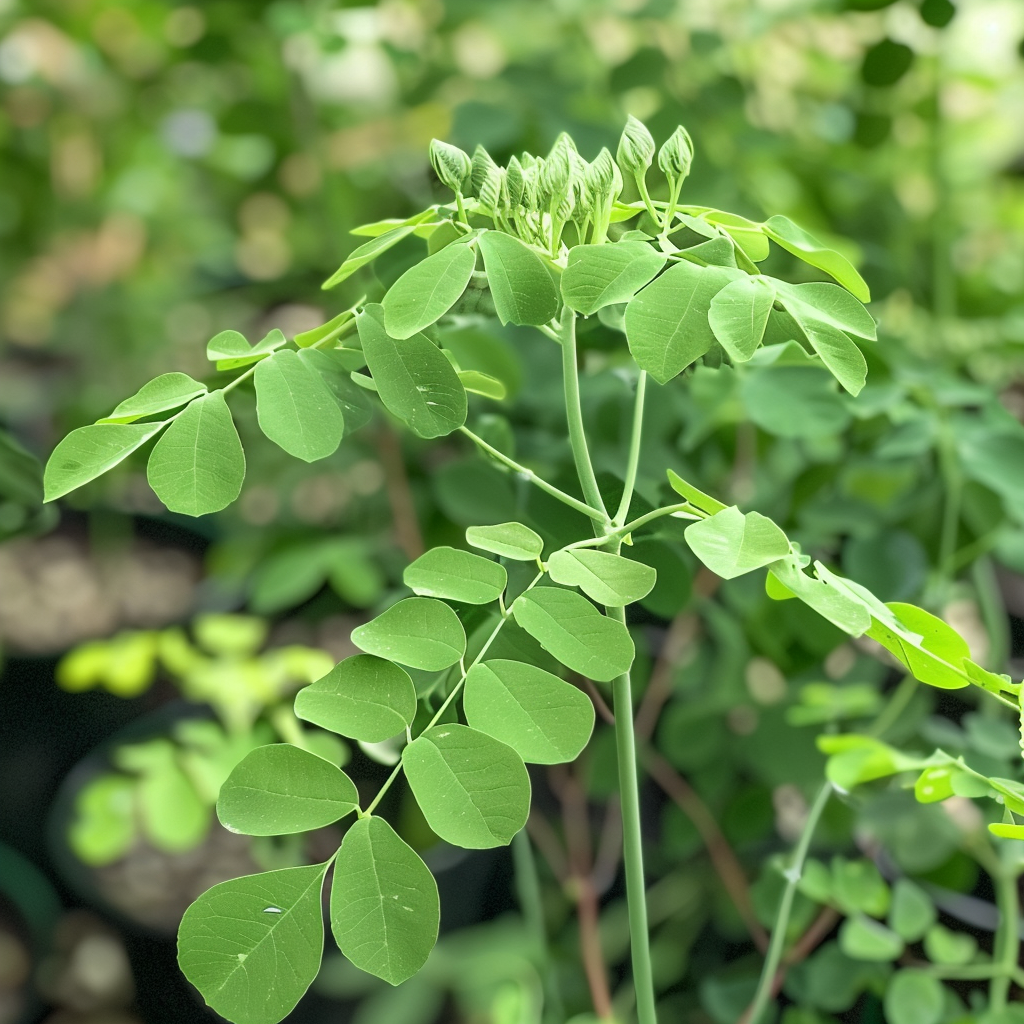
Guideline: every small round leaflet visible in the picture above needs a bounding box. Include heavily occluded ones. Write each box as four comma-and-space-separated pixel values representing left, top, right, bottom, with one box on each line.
403, 546, 507, 604
465, 522, 543, 561
294, 655, 417, 743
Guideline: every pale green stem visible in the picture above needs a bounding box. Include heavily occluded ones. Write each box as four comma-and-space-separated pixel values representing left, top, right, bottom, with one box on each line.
746, 781, 833, 1024
868, 674, 917, 740
608, 602, 657, 1024
559, 307, 609, 519
513, 829, 565, 1024
459, 426, 607, 524
991, 860, 1022, 1011
567, 503, 701, 552
635, 174, 660, 226
614, 370, 647, 527
660, 178, 683, 236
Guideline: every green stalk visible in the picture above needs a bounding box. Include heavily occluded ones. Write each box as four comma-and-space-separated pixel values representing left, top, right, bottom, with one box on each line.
559, 307, 609, 520
614, 370, 647, 527
513, 830, 565, 1024
746, 781, 832, 1024
459, 426, 607, 524
991, 859, 1021, 1012
608, 601, 658, 1024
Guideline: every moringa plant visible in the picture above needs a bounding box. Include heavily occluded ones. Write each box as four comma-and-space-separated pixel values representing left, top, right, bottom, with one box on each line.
43, 118, 1023, 1024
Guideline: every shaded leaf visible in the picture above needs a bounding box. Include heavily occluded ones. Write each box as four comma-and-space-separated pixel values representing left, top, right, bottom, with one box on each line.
708, 276, 775, 362
477, 231, 559, 326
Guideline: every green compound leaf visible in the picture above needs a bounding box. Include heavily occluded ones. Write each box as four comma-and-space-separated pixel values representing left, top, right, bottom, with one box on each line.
477, 230, 559, 326
883, 970, 944, 1024
561, 241, 666, 316
99, 373, 208, 424
624, 259, 742, 384
403, 545, 507, 605
178, 862, 328, 1024
146, 392, 245, 516
216, 743, 358, 836
463, 659, 594, 764
295, 654, 416, 743
707, 275, 776, 362
297, 348, 372, 435
254, 350, 345, 462
684, 506, 790, 580
768, 557, 873, 637
351, 597, 466, 672
402, 724, 530, 848
44, 421, 166, 501
774, 281, 876, 340
666, 469, 727, 515
547, 549, 656, 606
511, 588, 634, 682
322, 221, 426, 290
762, 215, 871, 302
357, 305, 467, 439
330, 816, 439, 985
207, 328, 287, 371
382, 241, 476, 339
466, 522, 544, 561
838, 915, 904, 962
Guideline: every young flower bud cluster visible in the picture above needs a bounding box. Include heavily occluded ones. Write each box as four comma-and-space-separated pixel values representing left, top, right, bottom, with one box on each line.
428, 117, 695, 248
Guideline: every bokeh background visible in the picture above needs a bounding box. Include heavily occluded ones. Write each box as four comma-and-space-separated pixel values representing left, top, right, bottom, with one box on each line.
3, 1, 1024, 1022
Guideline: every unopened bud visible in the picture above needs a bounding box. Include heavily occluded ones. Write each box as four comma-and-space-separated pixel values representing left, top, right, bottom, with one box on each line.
478, 166, 503, 213
616, 115, 655, 178
429, 139, 471, 193
505, 156, 525, 208
471, 144, 499, 195
658, 125, 694, 184
585, 147, 622, 202
540, 137, 572, 199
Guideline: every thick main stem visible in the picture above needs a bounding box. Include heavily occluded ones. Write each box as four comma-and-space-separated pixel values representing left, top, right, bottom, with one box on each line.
991, 859, 1021, 1011
608, 603, 657, 1024
559, 308, 608, 520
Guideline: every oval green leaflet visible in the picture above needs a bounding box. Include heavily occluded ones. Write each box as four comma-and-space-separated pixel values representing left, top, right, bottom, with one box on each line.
146, 391, 245, 516
560, 241, 666, 316
322, 216, 432, 290
254, 350, 345, 462
294, 654, 417, 743
351, 597, 466, 672
403, 545, 507, 604
463, 659, 594, 764
382, 239, 477, 339
402, 723, 530, 848
476, 230, 559, 326
207, 328, 287, 371
357, 304, 467, 439
883, 970, 943, 1024
296, 348, 372, 435
707, 276, 776, 363
178, 862, 329, 1024
216, 743, 359, 836
683, 506, 790, 580
330, 816, 439, 985
98, 372, 208, 424
44, 420, 167, 502
547, 548, 656, 607
511, 587, 635, 682
624, 260, 743, 384
466, 522, 544, 561
761, 215, 871, 303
